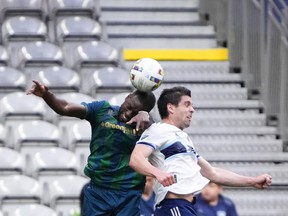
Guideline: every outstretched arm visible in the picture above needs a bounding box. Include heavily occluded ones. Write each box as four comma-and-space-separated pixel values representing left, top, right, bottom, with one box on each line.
27, 80, 86, 119
198, 157, 272, 189
129, 144, 176, 187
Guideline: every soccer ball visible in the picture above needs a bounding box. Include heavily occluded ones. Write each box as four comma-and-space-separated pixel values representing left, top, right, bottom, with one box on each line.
130, 58, 164, 92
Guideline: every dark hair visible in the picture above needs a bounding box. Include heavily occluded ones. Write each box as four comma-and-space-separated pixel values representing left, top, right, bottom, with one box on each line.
157, 86, 191, 119
133, 90, 156, 112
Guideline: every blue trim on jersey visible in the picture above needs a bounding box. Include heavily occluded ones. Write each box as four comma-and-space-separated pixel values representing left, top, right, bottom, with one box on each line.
137, 142, 156, 150
160, 141, 187, 159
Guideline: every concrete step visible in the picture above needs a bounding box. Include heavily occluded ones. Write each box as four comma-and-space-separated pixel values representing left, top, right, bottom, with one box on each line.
109, 38, 217, 49
100, 0, 199, 12
105, 25, 215, 38
100, 11, 200, 25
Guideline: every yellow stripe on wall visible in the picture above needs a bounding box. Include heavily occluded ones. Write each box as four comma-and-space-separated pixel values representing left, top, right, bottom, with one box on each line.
123, 48, 228, 61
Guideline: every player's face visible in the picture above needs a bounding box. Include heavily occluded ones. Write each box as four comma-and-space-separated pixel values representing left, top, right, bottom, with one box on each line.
118, 93, 143, 122
172, 95, 195, 130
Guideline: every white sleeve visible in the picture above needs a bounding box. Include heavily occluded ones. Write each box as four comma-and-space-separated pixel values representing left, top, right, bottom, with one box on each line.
136, 124, 169, 149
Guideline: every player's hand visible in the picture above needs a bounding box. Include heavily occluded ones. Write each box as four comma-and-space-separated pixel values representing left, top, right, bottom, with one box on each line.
155, 171, 177, 187
253, 174, 272, 189
27, 80, 49, 97
126, 111, 151, 131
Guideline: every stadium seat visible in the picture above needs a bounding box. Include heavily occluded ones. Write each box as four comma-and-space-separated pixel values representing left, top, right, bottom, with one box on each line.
4, 204, 57, 216
48, 175, 89, 214
47, 0, 100, 20
0, 92, 47, 124
0, 46, 9, 66
59, 120, 91, 150
0, 147, 24, 176
28, 147, 79, 178
68, 40, 120, 70
34, 66, 81, 93
11, 120, 60, 152
13, 41, 63, 71
1, 16, 47, 45
107, 92, 130, 106
0, 66, 26, 98
0, 0, 47, 23
56, 16, 102, 45
84, 66, 133, 96
0, 174, 42, 205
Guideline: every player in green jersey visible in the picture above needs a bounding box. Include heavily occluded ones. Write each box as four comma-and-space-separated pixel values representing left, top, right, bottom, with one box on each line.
28, 80, 156, 216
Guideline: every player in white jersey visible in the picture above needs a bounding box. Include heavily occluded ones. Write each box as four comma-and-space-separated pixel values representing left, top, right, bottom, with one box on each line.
130, 86, 272, 216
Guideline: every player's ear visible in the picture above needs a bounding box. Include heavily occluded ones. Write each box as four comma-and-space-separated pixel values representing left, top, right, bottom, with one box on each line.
167, 103, 174, 114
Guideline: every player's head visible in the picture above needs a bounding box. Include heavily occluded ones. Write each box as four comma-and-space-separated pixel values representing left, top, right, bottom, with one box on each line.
118, 90, 156, 122
157, 86, 194, 129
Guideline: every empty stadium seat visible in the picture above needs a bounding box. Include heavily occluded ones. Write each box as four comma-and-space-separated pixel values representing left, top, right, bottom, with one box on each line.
47, 0, 100, 20
11, 120, 60, 152
1, 16, 47, 45
67, 40, 120, 70
13, 41, 63, 70
107, 92, 130, 106
34, 66, 81, 93
0, 147, 24, 176
0, 92, 47, 124
0, 174, 42, 205
56, 16, 102, 45
48, 175, 89, 214
4, 204, 57, 216
0, 66, 26, 98
59, 120, 91, 150
28, 147, 79, 178
84, 66, 133, 96
0, 0, 47, 23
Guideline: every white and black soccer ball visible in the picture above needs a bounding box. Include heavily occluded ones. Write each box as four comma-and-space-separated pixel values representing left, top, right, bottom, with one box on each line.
130, 58, 164, 92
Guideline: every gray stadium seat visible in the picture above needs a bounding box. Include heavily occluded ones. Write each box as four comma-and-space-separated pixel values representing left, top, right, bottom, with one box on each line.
0, 0, 46, 23
68, 40, 120, 70
0, 174, 42, 205
47, 0, 100, 20
11, 120, 60, 152
0, 92, 47, 124
1, 16, 47, 46
0, 147, 24, 176
84, 66, 133, 96
13, 41, 63, 70
56, 16, 102, 45
28, 147, 79, 178
0, 66, 26, 99
35, 66, 81, 93
59, 120, 91, 151
48, 175, 89, 214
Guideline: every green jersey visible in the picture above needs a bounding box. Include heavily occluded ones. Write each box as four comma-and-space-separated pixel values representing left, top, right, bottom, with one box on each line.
82, 100, 145, 191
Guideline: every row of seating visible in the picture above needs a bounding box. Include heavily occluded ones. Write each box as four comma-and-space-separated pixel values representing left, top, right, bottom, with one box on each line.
0, 174, 88, 216
0, 0, 101, 24
1, 15, 102, 46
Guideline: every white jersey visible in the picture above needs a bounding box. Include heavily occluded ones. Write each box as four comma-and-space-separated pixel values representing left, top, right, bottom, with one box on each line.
137, 122, 209, 204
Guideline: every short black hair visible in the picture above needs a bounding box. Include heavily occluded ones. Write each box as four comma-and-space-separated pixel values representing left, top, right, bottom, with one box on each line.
133, 90, 156, 112
157, 86, 191, 119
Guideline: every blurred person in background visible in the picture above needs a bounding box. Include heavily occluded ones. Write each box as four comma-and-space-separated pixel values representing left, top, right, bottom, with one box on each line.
140, 176, 156, 216
194, 181, 238, 216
